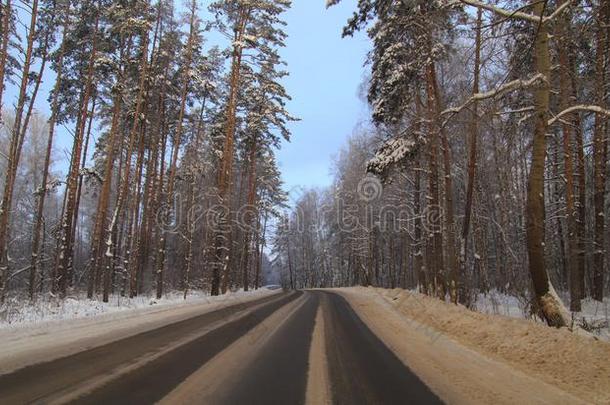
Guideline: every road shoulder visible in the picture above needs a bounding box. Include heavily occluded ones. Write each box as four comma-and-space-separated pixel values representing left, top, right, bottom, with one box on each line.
333, 287, 597, 405
0, 289, 280, 375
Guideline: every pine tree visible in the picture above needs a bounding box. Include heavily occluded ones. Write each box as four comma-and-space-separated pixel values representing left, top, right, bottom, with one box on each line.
209, 0, 291, 295
0, 0, 41, 300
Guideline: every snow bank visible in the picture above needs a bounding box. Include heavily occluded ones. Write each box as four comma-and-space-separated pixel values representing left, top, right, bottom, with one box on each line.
473, 289, 610, 341
338, 287, 610, 404
0, 288, 280, 375
0, 288, 275, 329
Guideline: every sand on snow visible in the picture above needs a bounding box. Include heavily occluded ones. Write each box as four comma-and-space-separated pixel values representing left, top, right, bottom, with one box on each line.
334, 287, 610, 405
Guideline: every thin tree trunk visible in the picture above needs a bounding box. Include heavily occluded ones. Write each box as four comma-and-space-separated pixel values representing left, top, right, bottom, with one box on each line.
183, 176, 196, 300
241, 138, 258, 292
413, 92, 426, 294
30, 4, 69, 300
556, 0, 580, 310
255, 212, 267, 289
458, 7, 482, 305
0, 0, 11, 114
592, 0, 608, 302
0, 0, 39, 300
570, 54, 587, 309
69, 96, 96, 285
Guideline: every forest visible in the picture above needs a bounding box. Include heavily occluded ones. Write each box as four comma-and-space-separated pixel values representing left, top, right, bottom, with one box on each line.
272, 0, 610, 328
0, 0, 608, 332
0, 0, 294, 307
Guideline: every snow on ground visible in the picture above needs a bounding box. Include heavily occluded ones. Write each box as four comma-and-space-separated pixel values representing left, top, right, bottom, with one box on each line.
335, 287, 610, 405
0, 288, 275, 329
472, 289, 610, 341
472, 289, 529, 318
0, 287, 280, 375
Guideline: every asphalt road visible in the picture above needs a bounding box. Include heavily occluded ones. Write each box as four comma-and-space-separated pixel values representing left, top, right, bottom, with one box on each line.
0, 290, 442, 405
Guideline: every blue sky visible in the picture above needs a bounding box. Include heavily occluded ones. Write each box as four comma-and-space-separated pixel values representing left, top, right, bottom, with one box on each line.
274, 0, 370, 192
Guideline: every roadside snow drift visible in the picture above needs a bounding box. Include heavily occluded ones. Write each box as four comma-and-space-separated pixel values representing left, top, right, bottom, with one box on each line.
335, 287, 610, 405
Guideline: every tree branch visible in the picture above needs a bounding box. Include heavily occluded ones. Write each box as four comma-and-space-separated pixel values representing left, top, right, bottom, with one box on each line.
441, 74, 545, 122
548, 105, 610, 125
459, 0, 542, 23
459, 0, 573, 24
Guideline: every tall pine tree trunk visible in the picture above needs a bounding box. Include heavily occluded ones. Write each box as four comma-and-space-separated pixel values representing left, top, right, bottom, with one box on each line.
0, 0, 39, 300
57, 14, 98, 297
155, 2, 196, 299
413, 92, 426, 294
556, 1, 581, 310
592, 0, 608, 302
30, 4, 69, 300
213, 7, 251, 296
458, 8, 482, 305
526, 2, 569, 327
425, 62, 444, 297
88, 91, 123, 298
431, 66, 455, 302
103, 32, 149, 303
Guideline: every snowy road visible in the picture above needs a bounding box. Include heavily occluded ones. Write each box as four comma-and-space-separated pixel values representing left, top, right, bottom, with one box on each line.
0, 290, 440, 405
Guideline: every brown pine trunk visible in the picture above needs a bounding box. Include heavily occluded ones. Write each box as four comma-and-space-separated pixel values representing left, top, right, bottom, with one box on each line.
129, 0, 164, 298
592, 0, 608, 302
241, 138, 258, 291
181, 100, 207, 299
568, 55, 587, 310
8, 20, 50, 297
556, 1, 581, 311
30, 7, 69, 299
430, 66, 455, 302
183, 176, 196, 300
425, 63, 444, 298
88, 90, 123, 298
413, 92, 426, 294
69, 96, 96, 284
0, 0, 39, 300
213, 7, 251, 296
458, 8, 482, 305
103, 32, 150, 303
155, 2, 196, 299
127, 122, 147, 298
526, 3, 569, 327
58, 14, 98, 297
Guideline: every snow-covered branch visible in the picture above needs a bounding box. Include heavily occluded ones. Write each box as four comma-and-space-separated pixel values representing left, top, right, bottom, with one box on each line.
459, 0, 573, 24
495, 106, 535, 115
441, 74, 545, 119
458, 0, 541, 23
548, 105, 610, 125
